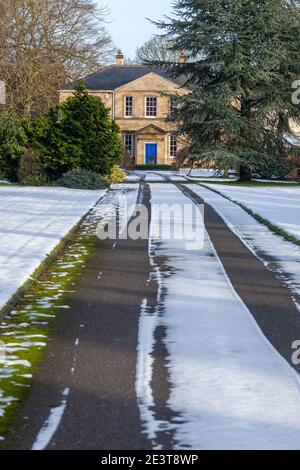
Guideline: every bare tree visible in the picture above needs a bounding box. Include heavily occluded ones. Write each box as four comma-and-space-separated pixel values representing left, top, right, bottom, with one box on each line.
0, 0, 115, 116
135, 36, 180, 64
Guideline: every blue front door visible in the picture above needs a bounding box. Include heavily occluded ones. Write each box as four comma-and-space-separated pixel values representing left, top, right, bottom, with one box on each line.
145, 143, 157, 165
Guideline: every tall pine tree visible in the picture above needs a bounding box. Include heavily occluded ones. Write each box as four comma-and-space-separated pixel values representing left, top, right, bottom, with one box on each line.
149, 0, 300, 180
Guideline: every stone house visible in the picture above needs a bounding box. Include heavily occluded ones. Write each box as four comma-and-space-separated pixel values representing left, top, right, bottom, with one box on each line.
59, 51, 188, 165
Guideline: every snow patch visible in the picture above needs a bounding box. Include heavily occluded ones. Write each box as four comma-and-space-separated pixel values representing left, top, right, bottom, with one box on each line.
32, 387, 70, 451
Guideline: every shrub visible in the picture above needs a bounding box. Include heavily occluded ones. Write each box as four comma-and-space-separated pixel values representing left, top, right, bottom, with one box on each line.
58, 169, 109, 190
0, 109, 27, 181
17, 148, 42, 183
288, 150, 300, 180
173, 146, 192, 170
108, 165, 126, 184
256, 151, 291, 180
22, 174, 51, 186
121, 150, 135, 170
33, 83, 124, 180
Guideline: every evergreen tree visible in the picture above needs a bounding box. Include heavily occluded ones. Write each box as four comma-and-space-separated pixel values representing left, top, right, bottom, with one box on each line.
33, 83, 123, 179
0, 109, 27, 181
149, 0, 300, 180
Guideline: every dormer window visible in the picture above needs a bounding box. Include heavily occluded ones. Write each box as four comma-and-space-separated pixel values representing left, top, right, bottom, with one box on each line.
125, 96, 133, 117
146, 96, 157, 118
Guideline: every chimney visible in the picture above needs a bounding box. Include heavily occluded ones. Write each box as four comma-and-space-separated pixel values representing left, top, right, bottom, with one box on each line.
116, 49, 125, 66
179, 50, 187, 64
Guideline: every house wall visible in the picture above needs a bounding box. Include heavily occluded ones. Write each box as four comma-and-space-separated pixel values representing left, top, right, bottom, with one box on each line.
115, 74, 180, 164
59, 73, 188, 165
59, 91, 114, 115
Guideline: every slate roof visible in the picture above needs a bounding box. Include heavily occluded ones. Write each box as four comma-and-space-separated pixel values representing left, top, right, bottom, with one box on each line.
62, 65, 183, 91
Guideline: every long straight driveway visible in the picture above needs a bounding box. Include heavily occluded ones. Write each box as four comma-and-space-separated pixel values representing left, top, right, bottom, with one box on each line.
2, 181, 300, 450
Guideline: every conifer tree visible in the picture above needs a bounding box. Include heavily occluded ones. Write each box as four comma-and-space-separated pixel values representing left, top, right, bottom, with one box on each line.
33, 83, 123, 179
150, 0, 300, 180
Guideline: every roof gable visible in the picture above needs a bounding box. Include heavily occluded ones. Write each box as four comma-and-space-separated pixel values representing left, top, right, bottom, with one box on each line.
116, 72, 181, 92
136, 124, 166, 134
62, 65, 183, 91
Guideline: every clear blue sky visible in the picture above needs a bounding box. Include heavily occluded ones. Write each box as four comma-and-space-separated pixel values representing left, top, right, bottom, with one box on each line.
99, 0, 173, 59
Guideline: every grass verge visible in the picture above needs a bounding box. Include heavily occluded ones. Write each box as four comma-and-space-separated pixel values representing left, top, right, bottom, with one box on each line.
199, 183, 300, 247
0, 191, 107, 439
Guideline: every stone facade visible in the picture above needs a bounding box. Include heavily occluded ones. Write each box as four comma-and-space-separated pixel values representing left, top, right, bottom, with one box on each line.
59, 57, 188, 165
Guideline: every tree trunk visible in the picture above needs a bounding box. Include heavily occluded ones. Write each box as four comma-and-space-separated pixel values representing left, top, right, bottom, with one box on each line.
187, 160, 194, 176
239, 165, 252, 182
239, 97, 252, 182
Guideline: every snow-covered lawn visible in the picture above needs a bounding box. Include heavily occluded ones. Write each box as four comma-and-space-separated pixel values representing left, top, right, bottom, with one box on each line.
0, 186, 106, 311
202, 184, 300, 240
136, 183, 300, 450
187, 184, 300, 310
